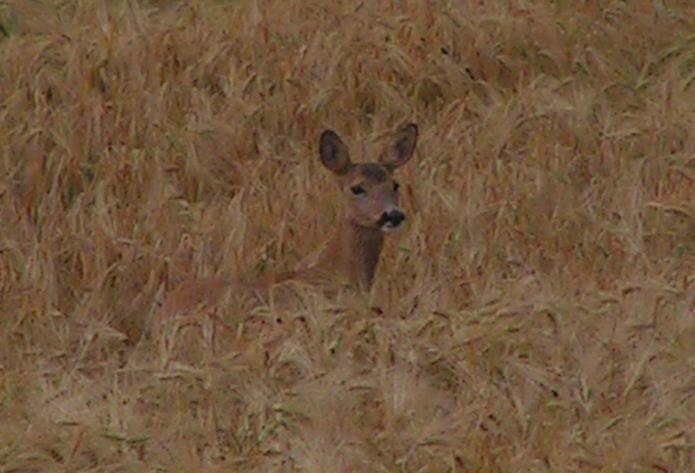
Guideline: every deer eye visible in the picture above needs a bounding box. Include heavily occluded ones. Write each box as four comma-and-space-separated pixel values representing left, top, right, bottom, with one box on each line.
350, 185, 366, 196
393, 181, 400, 191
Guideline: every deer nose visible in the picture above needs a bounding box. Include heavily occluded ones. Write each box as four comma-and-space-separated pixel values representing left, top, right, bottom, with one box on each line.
383, 210, 406, 227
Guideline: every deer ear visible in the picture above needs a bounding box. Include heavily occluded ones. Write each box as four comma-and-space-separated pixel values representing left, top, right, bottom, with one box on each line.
319, 130, 353, 175
380, 123, 418, 171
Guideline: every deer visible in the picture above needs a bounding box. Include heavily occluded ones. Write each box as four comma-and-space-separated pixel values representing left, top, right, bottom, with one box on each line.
159, 123, 419, 319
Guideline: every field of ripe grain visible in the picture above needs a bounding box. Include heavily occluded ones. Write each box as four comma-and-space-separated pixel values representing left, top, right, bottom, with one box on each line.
1, 1, 694, 471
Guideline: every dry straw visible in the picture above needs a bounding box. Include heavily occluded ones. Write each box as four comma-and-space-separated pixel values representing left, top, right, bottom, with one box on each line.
1, 0, 694, 471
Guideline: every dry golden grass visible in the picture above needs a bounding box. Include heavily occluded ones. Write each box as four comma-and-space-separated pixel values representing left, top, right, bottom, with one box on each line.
1, 0, 694, 471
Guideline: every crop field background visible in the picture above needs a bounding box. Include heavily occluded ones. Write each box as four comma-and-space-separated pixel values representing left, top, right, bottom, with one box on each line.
1, 0, 694, 471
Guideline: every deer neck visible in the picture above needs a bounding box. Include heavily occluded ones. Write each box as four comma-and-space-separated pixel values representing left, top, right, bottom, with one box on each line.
319, 218, 384, 289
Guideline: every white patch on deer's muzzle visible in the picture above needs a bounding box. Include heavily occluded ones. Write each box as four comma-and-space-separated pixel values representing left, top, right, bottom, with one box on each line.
380, 220, 403, 233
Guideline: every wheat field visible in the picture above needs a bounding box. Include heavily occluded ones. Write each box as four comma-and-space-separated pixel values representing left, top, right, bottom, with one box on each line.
1, 0, 694, 471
